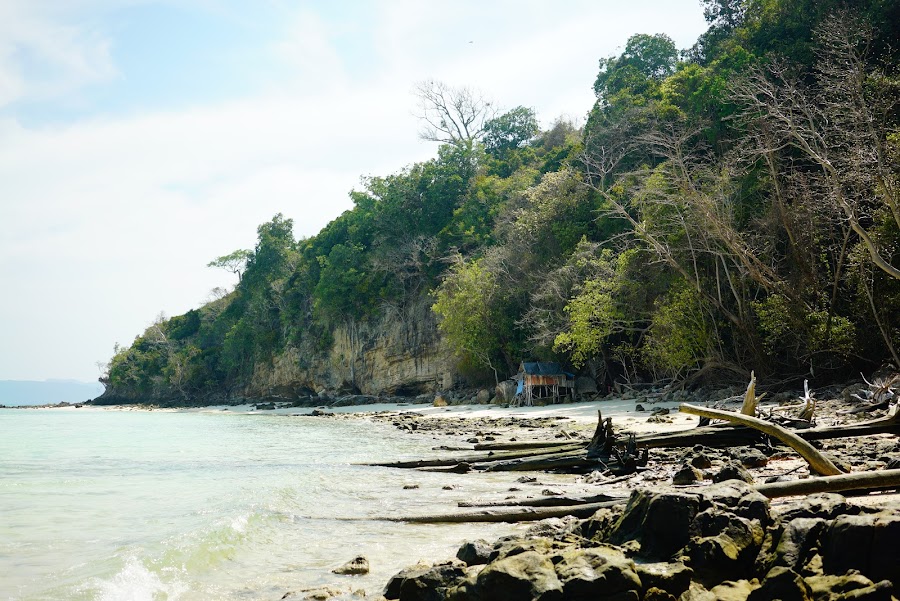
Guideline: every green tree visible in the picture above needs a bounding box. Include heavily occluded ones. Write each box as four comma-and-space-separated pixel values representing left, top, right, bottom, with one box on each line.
432, 257, 504, 384
482, 107, 540, 156
207, 249, 252, 283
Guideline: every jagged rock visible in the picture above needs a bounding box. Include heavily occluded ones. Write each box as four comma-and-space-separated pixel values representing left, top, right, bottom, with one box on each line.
470, 550, 563, 601
553, 546, 641, 600
456, 540, 493, 566
686, 508, 765, 585
700, 481, 772, 527
579, 507, 623, 542
836, 580, 895, 601
608, 489, 702, 560
495, 380, 517, 403
679, 581, 715, 601
636, 404, 646, 412
774, 517, 827, 571
688, 452, 713, 470
713, 461, 754, 484
730, 447, 768, 468
384, 560, 468, 601
523, 516, 580, 539
805, 573, 882, 601
281, 585, 362, 599
778, 493, 858, 522
433, 394, 448, 407
747, 566, 812, 601
643, 587, 677, 601
488, 537, 559, 563
635, 561, 693, 598
708, 579, 759, 601
332, 556, 369, 575
820, 510, 900, 586
672, 464, 703, 485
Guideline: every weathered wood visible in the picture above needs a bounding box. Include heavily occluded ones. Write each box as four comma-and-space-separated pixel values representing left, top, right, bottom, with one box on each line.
679, 404, 843, 476
458, 492, 629, 508
634, 424, 763, 449
634, 411, 900, 449
802, 416, 900, 440
363, 443, 584, 468
740, 371, 758, 416
374, 499, 627, 524
756, 469, 900, 498
480, 452, 596, 472
473, 440, 584, 451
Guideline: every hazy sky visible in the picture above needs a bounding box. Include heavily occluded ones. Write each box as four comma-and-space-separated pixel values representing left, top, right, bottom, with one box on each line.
0, 0, 709, 383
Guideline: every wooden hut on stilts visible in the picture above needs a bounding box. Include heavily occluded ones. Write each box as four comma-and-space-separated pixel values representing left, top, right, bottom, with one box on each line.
513, 362, 575, 406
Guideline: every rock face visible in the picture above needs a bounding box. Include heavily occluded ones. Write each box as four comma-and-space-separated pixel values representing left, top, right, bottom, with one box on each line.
97, 296, 463, 404
246, 297, 460, 397
384, 484, 900, 601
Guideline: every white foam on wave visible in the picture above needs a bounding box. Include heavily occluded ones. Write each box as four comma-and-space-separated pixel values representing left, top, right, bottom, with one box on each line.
92, 557, 187, 601
230, 512, 249, 534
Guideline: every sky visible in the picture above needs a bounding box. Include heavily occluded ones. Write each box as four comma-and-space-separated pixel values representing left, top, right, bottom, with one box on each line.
0, 0, 709, 384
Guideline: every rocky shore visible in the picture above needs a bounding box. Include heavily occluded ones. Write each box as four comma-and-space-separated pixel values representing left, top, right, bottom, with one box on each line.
379, 482, 899, 601
276, 377, 900, 601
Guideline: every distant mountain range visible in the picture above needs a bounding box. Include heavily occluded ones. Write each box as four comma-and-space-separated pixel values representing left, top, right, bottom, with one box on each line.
0, 380, 105, 406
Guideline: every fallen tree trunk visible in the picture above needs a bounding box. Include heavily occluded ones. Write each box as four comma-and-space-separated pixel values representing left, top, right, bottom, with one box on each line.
363, 443, 584, 468
373, 499, 627, 524
479, 453, 597, 472
756, 468, 900, 498
458, 492, 629, 508
679, 404, 843, 476
634, 424, 763, 449
634, 412, 900, 449
473, 441, 583, 451
802, 412, 900, 440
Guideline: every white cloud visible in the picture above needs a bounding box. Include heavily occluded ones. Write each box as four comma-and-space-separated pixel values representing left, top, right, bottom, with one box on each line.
0, 2, 119, 109
0, 0, 708, 382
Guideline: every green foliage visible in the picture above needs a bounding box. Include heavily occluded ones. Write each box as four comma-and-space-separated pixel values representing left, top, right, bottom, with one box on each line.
207, 249, 252, 282
752, 295, 855, 368
482, 107, 540, 156
593, 33, 678, 102
431, 258, 501, 373
105, 2, 900, 403
642, 283, 711, 378
313, 243, 384, 322
554, 249, 663, 367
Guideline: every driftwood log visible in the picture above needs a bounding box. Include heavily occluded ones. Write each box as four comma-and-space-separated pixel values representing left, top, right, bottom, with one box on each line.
371, 499, 627, 524
474, 441, 581, 451
363, 443, 585, 468
458, 492, 628, 508
634, 410, 900, 449
756, 468, 900, 498
679, 403, 843, 476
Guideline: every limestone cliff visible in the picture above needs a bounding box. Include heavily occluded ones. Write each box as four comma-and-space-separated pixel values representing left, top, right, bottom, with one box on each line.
244, 297, 460, 398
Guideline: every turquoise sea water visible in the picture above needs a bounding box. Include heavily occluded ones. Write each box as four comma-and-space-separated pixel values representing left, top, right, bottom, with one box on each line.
0, 408, 521, 600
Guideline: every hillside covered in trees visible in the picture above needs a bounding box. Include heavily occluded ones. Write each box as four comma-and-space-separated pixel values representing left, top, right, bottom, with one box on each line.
99, 0, 900, 404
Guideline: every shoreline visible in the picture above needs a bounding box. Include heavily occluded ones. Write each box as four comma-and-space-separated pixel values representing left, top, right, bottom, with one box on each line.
8, 388, 900, 600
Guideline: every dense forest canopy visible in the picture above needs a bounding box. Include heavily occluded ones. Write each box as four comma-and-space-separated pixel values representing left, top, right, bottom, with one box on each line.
104, 0, 900, 401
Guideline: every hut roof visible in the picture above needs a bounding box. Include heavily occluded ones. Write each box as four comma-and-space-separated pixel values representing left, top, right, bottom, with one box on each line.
520, 362, 564, 376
